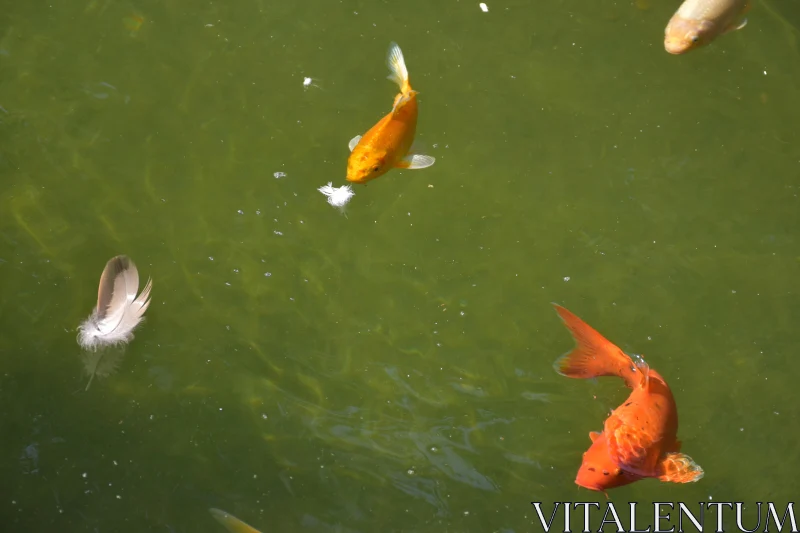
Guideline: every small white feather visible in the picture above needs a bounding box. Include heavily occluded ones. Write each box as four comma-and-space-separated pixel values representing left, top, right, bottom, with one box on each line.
77, 255, 152, 351
318, 182, 355, 209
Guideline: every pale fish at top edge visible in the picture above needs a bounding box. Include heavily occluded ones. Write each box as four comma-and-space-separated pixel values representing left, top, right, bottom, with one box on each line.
664, 0, 749, 55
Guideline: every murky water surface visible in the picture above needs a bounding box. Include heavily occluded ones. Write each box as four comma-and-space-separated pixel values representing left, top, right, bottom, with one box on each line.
1, 0, 799, 531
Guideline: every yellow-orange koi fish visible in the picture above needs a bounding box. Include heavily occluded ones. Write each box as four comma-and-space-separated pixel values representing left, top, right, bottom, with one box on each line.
346, 42, 435, 184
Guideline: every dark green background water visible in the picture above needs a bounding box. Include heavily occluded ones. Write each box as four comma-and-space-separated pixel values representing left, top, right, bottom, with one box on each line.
1, 0, 798, 531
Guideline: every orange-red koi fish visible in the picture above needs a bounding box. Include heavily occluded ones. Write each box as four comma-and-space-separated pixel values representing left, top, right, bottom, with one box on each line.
552, 304, 704, 494
346, 42, 435, 185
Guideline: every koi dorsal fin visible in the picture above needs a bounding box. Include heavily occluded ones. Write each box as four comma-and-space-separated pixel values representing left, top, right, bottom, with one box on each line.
391, 89, 418, 114
657, 452, 704, 484
632, 354, 650, 391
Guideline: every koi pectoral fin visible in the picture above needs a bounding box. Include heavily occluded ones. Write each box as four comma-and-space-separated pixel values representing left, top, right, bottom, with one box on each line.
657, 452, 704, 484
723, 17, 747, 34
589, 431, 602, 442
395, 154, 435, 170
348, 135, 362, 152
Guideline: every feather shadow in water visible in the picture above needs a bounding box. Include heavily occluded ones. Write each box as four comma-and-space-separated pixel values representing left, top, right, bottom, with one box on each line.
81, 346, 126, 391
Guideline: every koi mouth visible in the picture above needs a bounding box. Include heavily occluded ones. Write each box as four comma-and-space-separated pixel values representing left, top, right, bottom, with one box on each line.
664, 38, 689, 55
575, 478, 603, 491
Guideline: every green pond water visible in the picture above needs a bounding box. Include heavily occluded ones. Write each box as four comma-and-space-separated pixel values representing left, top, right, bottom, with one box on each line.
1, 0, 799, 531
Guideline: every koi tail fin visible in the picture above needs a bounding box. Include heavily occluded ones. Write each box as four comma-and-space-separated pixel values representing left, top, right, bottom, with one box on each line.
657, 453, 704, 484
386, 42, 411, 94
552, 304, 639, 388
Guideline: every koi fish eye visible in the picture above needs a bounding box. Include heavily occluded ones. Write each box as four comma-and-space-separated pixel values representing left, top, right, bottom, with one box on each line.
690, 35, 699, 43
372, 165, 381, 172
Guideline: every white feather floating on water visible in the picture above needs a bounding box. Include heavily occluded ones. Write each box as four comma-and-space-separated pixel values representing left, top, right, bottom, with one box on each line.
318, 182, 355, 210
77, 255, 153, 351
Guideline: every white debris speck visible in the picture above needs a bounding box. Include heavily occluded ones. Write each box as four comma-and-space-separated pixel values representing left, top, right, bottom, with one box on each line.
563, 276, 570, 282
273, 171, 286, 179
318, 182, 354, 209
479, 2, 488, 12
302, 77, 322, 91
